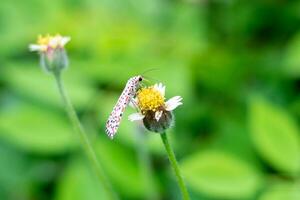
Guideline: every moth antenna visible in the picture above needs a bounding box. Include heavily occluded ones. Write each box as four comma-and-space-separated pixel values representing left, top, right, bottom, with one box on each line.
141, 68, 160, 76
143, 75, 161, 83
142, 77, 150, 83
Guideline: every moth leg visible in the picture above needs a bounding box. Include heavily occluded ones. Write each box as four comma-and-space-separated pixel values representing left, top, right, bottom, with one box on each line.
130, 98, 140, 111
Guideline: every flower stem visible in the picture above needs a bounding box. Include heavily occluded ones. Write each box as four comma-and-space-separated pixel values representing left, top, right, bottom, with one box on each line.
54, 72, 118, 200
160, 132, 190, 200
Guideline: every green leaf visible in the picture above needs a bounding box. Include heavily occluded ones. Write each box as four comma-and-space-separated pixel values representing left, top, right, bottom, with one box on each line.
3, 62, 96, 109
249, 96, 300, 175
181, 151, 262, 199
0, 102, 77, 154
95, 138, 146, 198
55, 159, 106, 200
283, 33, 300, 77
259, 182, 300, 200
0, 144, 31, 199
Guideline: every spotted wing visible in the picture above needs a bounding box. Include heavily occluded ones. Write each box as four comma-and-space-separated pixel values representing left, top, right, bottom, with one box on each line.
105, 91, 131, 139
105, 77, 140, 139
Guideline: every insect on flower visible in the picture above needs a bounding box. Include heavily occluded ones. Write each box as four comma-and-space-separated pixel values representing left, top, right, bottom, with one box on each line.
105, 75, 144, 139
128, 83, 183, 133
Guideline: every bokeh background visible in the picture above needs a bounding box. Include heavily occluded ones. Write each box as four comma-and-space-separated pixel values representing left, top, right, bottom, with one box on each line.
0, 0, 300, 199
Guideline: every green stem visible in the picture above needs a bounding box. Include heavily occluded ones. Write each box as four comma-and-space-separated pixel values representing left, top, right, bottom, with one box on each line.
54, 72, 118, 200
160, 132, 190, 200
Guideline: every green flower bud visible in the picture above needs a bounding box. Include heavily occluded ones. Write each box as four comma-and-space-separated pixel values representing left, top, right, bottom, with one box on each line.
29, 34, 71, 74
40, 48, 68, 73
143, 110, 173, 133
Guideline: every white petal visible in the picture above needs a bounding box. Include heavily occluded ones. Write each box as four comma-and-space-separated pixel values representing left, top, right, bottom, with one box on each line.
128, 113, 145, 121
155, 111, 163, 121
154, 83, 165, 96
49, 36, 59, 48
165, 96, 183, 111
29, 44, 43, 51
60, 36, 71, 46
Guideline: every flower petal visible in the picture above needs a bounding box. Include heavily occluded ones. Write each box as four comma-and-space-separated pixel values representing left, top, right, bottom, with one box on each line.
165, 96, 183, 111
128, 112, 145, 121
60, 36, 71, 46
154, 83, 165, 97
29, 44, 44, 52
155, 111, 163, 121
49, 36, 60, 48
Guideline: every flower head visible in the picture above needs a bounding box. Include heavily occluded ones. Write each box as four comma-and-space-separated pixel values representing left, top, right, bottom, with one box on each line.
137, 87, 165, 114
29, 34, 70, 52
29, 34, 70, 73
129, 83, 182, 133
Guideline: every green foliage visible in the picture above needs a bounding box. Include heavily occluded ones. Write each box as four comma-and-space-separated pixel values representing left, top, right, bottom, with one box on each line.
284, 33, 300, 77
55, 159, 106, 200
0, 101, 77, 154
95, 139, 146, 198
0, 143, 31, 199
181, 150, 262, 199
249, 96, 300, 176
3, 63, 96, 109
0, 0, 300, 199
259, 182, 300, 200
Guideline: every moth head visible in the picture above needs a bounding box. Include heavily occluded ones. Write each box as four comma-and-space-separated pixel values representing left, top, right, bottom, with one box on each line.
138, 75, 143, 82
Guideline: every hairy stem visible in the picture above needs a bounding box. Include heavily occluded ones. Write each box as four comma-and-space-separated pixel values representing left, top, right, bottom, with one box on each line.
160, 132, 190, 200
54, 72, 117, 200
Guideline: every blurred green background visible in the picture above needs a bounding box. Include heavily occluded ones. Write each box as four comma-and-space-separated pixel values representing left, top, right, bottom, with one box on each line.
0, 0, 300, 199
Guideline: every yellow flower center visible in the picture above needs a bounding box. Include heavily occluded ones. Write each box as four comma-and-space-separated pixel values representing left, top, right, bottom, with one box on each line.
37, 34, 63, 49
37, 34, 52, 45
137, 87, 164, 114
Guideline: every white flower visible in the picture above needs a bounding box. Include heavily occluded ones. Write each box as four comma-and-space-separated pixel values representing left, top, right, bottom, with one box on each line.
128, 83, 182, 126
165, 96, 183, 111
29, 34, 71, 73
29, 44, 47, 52
29, 34, 70, 52
154, 83, 165, 97
49, 35, 70, 49
128, 112, 145, 121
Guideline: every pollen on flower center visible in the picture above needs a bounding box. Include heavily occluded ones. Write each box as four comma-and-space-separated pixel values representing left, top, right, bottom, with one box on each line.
137, 87, 164, 114
37, 34, 52, 45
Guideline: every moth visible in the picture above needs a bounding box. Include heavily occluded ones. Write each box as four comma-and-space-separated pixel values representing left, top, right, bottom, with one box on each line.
105, 75, 144, 139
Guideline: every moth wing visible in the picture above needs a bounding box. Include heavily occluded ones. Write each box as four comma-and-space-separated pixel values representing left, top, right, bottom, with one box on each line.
105, 77, 139, 139
105, 96, 129, 139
